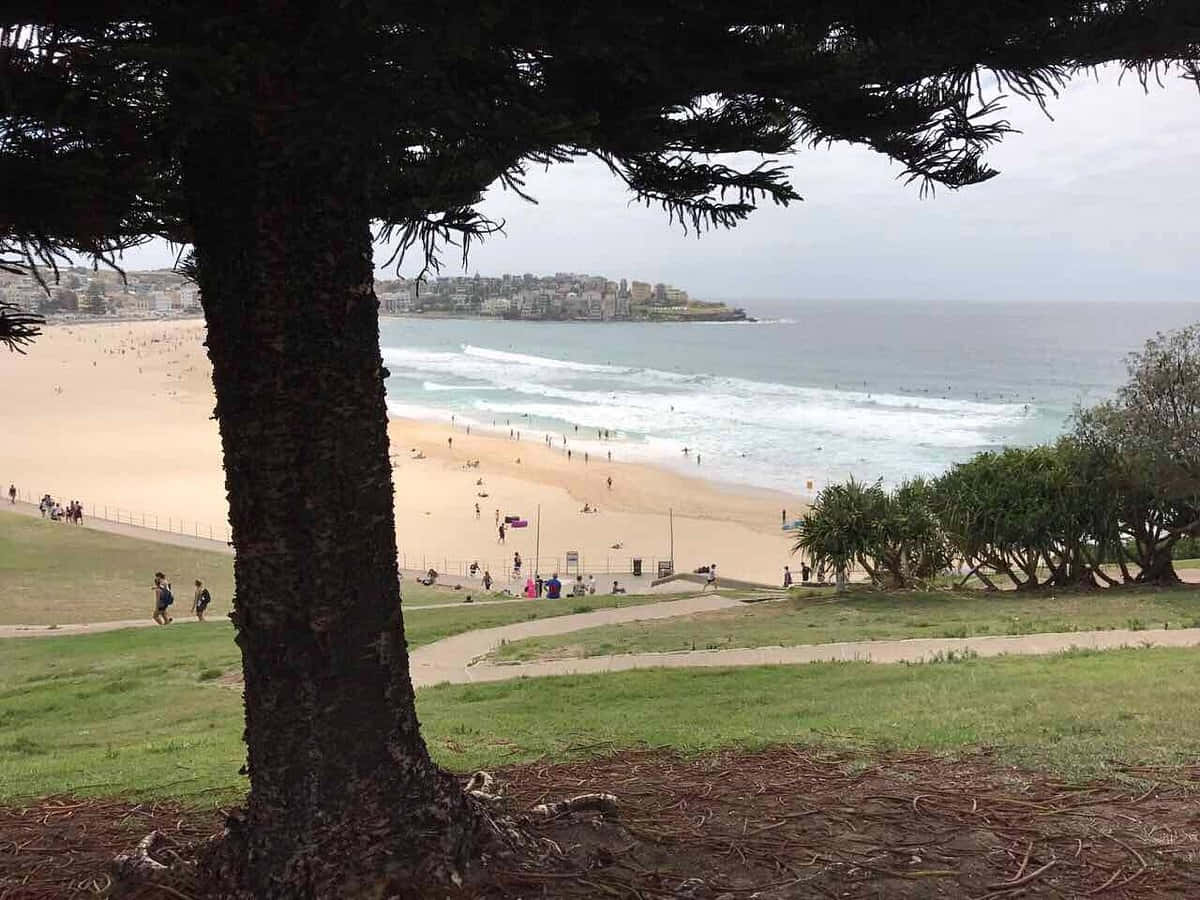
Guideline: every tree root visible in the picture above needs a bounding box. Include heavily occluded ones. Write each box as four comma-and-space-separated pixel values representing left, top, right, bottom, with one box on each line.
466, 770, 501, 802
530, 792, 619, 819
110, 776, 621, 897
112, 830, 196, 893
467, 770, 620, 821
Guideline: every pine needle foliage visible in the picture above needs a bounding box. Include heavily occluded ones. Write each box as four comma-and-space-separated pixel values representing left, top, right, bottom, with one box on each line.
2, 1, 1198, 321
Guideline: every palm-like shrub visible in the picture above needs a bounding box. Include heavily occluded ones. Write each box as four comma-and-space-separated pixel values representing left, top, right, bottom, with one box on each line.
794, 477, 950, 589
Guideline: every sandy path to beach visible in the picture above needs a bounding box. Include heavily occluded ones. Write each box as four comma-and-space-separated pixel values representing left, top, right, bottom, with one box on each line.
0, 319, 802, 582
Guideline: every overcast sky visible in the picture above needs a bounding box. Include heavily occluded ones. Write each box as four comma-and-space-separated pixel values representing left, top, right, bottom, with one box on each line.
121, 71, 1200, 303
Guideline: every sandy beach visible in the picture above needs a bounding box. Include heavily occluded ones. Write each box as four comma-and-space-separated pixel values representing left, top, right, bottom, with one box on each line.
0, 319, 804, 582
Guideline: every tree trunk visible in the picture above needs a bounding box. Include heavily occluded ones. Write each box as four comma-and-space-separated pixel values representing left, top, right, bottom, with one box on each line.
179, 87, 473, 899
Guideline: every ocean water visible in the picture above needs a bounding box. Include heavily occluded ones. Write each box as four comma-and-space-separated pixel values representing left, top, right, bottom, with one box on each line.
379, 299, 1198, 495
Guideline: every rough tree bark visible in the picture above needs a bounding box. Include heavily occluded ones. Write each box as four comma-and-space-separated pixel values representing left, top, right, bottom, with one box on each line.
177, 59, 476, 900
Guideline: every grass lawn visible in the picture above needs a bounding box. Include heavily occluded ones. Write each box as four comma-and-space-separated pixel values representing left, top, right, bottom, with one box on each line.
0, 588, 677, 801
2, 618, 1198, 804
0, 512, 561, 624
492, 585, 1200, 661
0, 514, 236, 625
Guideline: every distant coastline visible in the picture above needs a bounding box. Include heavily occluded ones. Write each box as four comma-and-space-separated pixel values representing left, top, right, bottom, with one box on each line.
379, 306, 752, 324
1, 266, 752, 323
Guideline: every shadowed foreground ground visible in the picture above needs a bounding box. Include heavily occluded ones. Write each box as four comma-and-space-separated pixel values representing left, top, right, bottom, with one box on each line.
3, 746, 1197, 899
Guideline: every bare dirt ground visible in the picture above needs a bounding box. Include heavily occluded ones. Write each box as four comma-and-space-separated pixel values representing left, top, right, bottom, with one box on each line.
3, 747, 1197, 899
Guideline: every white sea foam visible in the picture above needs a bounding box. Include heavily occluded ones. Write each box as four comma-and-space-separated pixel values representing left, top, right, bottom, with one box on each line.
462, 344, 627, 374
379, 339, 1035, 491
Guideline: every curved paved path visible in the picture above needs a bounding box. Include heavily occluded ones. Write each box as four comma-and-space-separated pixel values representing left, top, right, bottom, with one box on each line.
408, 592, 749, 685
453, 627, 1200, 685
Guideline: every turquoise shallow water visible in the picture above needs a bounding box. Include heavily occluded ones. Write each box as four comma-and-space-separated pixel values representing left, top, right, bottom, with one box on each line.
379, 298, 1198, 494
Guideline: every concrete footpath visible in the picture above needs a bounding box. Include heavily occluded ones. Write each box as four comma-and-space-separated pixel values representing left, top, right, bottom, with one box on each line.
434, 626, 1200, 687
2, 499, 232, 553
408, 592, 748, 686
0, 595, 638, 639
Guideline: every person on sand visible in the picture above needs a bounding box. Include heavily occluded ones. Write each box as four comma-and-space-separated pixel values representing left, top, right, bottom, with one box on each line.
474, 502, 480, 519
498, 522, 506, 543
7, 484, 14, 504
606, 476, 612, 490
495, 508, 499, 526
783, 565, 793, 588
702, 563, 718, 592
193, 579, 212, 621
447, 436, 452, 449
152, 572, 175, 625
782, 508, 787, 525
482, 570, 493, 591
545, 573, 562, 599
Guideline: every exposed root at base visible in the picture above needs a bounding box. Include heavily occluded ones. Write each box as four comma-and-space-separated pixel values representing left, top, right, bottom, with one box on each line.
530, 792, 619, 819
111, 829, 197, 896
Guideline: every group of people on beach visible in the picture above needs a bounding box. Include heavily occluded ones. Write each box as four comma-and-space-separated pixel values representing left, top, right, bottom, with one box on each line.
517, 572, 624, 598
37, 494, 83, 523
151, 572, 211, 625
461, 558, 625, 598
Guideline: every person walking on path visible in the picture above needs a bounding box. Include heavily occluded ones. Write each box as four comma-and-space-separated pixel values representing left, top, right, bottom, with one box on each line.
702, 563, 718, 592
152, 572, 175, 625
193, 579, 212, 621
7, 484, 14, 504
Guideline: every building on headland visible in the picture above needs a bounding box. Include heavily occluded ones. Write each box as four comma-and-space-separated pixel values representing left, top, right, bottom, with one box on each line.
381, 271, 743, 321
629, 281, 653, 303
